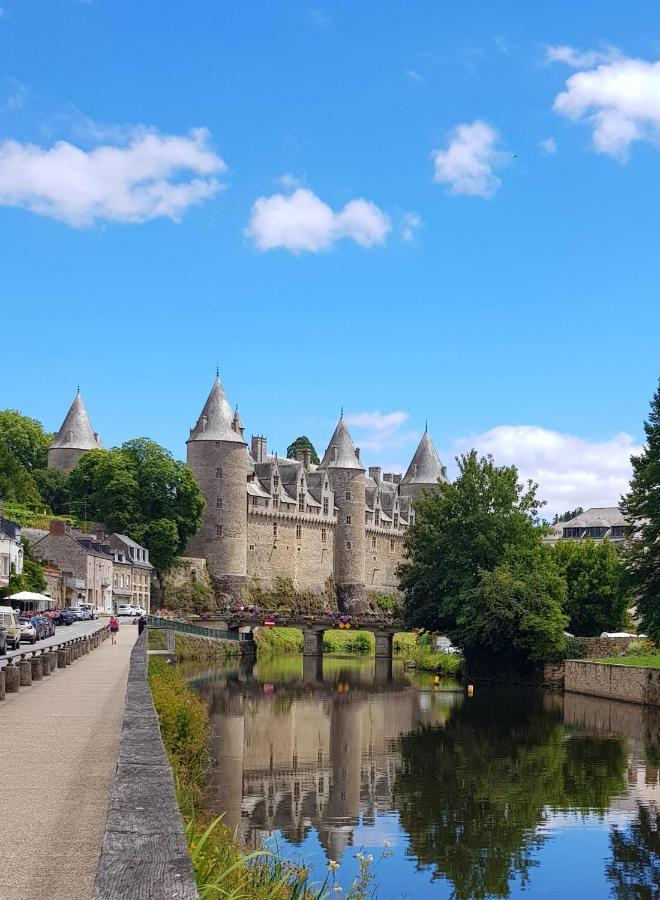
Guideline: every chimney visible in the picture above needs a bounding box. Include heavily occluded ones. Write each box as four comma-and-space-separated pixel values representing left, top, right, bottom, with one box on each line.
369, 466, 381, 482
49, 519, 66, 536
295, 449, 305, 463
302, 448, 311, 470
392, 474, 402, 485
383, 473, 393, 483
251, 435, 267, 463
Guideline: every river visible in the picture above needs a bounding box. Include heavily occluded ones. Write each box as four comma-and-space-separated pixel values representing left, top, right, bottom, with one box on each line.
188, 655, 660, 899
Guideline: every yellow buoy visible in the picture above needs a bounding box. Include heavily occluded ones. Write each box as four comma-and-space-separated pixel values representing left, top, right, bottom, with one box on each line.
433, 675, 441, 686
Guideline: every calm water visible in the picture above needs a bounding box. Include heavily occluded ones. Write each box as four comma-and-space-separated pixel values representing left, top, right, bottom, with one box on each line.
189, 656, 660, 899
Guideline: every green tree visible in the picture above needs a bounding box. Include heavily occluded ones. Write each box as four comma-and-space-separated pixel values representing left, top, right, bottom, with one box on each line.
67, 439, 204, 572
0, 410, 51, 472
621, 380, 660, 642
286, 435, 320, 465
0, 442, 41, 505
553, 506, 584, 524
607, 803, 660, 899
552, 539, 629, 636
398, 451, 558, 664
32, 468, 71, 515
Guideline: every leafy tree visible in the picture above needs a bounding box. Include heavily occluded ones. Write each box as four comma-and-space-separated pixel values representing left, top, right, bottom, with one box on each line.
607, 803, 660, 899
621, 380, 660, 642
67, 439, 204, 573
0, 442, 41, 505
398, 451, 562, 663
32, 468, 71, 515
286, 435, 320, 465
0, 410, 51, 472
552, 539, 629, 636
553, 506, 584, 524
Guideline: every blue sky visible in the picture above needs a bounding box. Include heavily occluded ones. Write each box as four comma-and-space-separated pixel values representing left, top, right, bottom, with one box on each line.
1, 1, 658, 514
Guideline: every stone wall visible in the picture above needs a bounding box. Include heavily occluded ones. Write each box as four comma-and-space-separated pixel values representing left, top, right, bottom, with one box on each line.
565, 660, 660, 707
579, 636, 638, 658
246, 512, 335, 594
365, 529, 404, 596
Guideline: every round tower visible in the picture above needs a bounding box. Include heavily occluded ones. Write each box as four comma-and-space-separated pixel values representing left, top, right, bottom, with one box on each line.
186, 376, 247, 603
48, 390, 103, 473
319, 415, 367, 614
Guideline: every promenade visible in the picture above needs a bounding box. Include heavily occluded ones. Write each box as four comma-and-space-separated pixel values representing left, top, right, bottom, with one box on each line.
0, 622, 137, 900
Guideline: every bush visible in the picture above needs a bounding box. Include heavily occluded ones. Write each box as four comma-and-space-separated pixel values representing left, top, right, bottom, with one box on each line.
623, 639, 657, 658
254, 626, 303, 655
376, 594, 398, 613
323, 630, 374, 655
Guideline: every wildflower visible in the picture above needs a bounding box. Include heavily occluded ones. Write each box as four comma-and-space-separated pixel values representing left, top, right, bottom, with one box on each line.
327, 860, 340, 872
333, 887, 343, 894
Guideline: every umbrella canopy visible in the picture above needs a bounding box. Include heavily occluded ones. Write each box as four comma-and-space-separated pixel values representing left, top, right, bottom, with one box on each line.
9, 591, 52, 602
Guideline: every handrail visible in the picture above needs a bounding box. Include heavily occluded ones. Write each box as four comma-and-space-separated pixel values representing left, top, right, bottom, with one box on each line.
0, 621, 109, 670
147, 615, 251, 642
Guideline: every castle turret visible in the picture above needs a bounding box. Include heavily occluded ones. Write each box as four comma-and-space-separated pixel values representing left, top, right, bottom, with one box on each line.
319, 415, 367, 613
186, 376, 247, 601
48, 390, 103, 473
400, 428, 447, 505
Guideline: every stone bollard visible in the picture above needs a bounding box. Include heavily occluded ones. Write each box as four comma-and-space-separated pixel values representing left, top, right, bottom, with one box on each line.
73, 644, 79, 660
5, 665, 20, 692
49, 653, 57, 674
42, 654, 52, 676
30, 657, 43, 681
19, 660, 32, 686
57, 649, 67, 668
0, 669, 5, 701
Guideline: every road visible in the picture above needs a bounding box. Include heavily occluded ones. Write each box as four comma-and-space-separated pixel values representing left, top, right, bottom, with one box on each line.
0, 621, 137, 900
2, 619, 108, 664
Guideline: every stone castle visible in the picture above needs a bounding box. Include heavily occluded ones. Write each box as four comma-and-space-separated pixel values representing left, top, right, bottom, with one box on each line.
48, 376, 448, 612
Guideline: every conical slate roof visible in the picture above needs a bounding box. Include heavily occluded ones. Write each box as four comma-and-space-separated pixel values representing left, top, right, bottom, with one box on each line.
319, 416, 364, 470
188, 377, 245, 444
49, 392, 103, 451
401, 430, 446, 486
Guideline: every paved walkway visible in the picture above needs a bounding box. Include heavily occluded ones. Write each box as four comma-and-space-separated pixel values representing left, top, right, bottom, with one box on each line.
0, 622, 137, 900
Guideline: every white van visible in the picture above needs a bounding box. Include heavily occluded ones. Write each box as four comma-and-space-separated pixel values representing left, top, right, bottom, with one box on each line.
0, 606, 22, 651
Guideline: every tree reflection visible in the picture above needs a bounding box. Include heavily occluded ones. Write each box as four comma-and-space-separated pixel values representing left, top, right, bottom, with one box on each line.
607, 802, 660, 899
394, 688, 628, 899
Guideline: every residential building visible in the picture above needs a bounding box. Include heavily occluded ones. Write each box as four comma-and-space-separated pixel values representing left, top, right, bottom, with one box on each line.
0, 517, 23, 587
104, 534, 153, 613
546, 507, 628, 545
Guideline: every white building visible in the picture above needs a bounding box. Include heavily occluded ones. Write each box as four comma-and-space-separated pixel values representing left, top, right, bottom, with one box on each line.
0, 517, 23, 587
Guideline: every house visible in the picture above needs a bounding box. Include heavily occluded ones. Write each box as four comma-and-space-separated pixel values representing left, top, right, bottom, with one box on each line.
551, 507, 628, 544
104, 534, 153, 613
0, 517, 23, 587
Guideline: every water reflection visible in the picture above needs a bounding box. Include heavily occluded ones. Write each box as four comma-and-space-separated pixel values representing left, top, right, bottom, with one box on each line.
190, 657, 660, 899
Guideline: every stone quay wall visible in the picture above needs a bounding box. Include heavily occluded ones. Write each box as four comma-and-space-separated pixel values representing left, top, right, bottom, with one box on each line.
565, 660, 660, 707
92, 632, 198, 900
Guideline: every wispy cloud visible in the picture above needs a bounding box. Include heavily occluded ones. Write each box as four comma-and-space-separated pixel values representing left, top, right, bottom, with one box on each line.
405, 69, 424, 83
0, 126, 226, 226
246, 187, 391, 253
552, 51, 660, 160
545, 44, 620, 69
400, 211, 422, 242
309, 8, 332, 27
275, 173, 302, 190
432, 119, 506, 198
538, 137, 557, 155
453, 425, 640, 516
345, 410, 419, 456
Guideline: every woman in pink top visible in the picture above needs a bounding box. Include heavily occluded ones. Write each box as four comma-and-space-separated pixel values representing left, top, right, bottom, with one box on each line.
109, 616, 119, 644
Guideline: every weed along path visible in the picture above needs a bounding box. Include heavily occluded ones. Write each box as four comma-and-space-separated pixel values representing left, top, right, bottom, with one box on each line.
0, 622, 137, 900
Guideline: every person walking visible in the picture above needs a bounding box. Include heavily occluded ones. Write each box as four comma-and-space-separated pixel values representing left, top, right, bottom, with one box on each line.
109, 615, 119, 645
137, 615, 146, 636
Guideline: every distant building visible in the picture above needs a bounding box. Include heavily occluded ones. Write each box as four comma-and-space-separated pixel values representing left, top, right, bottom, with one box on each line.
105, 534, 153, 612
0, 517, 23, 587
48, 390, 103, 473
544, 507, 628, 545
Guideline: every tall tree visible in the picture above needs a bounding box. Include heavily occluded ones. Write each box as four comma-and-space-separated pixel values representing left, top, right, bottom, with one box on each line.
286, 435, 320, 465
552, 507, 584, 525
67, 439, 204, 572
0, 409, 51, 507
552, 539, 629, 636
621, 380, 660, 642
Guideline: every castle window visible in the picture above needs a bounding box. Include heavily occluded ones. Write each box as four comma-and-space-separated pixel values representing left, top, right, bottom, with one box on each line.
321, 528, 327, 543
323, 498, 329, 516
390, 539, 395, 551
346, 541, 352, 549
273, 522, 278, 540
216, 525, 222, 538
394, 513, 398, 528
371, 536, 376, 549
273, 475, 279, 489
216, 467, 223, 478
216, 497, 222, 508
296, 524, 302, 540
252, 496, 258, 507
345, 515, 352, 525
374, 510, 380, 526
298, 493, 305, 512
272, 498, 279, 509
345, 491, 351, 501
249, 544, 255, 550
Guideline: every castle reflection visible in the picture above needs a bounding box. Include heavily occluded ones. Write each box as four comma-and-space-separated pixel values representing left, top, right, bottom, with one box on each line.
193, 657, 463, 861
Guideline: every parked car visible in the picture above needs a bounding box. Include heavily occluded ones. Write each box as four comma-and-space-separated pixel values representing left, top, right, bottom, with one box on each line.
0, 623, 6, 656
19, 618, 37, 644
44, 610, 62, 627
77, 603, 97, 620
116, 604, 134, 617
68, 608, 84, 621
0, 607, 23, 650
74, 606, 91, 621
57, 609, 75, 626
35, 615, 55, 638
132, 606, 147, 617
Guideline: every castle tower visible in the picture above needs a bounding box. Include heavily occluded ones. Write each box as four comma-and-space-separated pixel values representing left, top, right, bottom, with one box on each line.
319, 415, 367, 614
47, 390, 103, 473
186, 376, 247, 601
399, 428, 448, 505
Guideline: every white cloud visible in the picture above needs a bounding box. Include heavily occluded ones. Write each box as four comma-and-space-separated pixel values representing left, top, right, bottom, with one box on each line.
246, 187, 391, 253
0, 127, 225, 226
275, 173, 302, 189
552, 53, 660, 159
345, 410, 418, 457
431, 120, 505, 198
545, 44, 619, 69
400, 211, 422, 242
538, 137, 557, 154
405, 69, 424, 83
454, 425, 640, 516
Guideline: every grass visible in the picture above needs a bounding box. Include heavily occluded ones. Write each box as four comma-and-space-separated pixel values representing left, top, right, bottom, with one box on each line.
393, 633, 463, 676
587, 654, 660, 668
147, 628, 242, 659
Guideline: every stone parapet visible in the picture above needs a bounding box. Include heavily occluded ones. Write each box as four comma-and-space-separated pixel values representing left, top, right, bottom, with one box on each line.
565, 660, 660, 707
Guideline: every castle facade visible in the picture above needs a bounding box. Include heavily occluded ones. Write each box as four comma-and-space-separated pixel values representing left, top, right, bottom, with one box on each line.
48, 377, 448, 613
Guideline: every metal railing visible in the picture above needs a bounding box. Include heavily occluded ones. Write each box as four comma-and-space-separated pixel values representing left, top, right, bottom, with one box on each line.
147, 615, 251, 642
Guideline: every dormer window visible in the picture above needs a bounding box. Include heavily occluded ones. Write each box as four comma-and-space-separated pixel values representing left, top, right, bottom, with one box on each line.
273, 475, 279, 489
375, 510, 380, 526
323, 497, 329, 516
298, 493, 305, 512
333, 447, 338, 462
